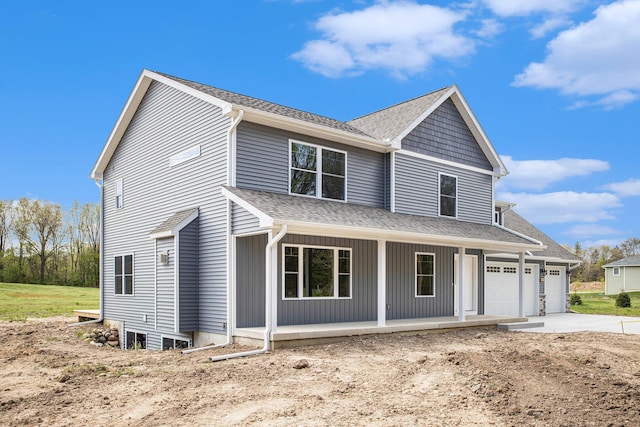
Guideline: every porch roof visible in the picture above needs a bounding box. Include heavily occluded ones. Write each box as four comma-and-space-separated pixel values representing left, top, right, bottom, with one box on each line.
222, 186, 544, 252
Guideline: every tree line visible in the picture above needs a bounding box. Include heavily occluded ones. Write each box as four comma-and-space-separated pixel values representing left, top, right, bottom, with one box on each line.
570, 238, 640, 283
0, 199, 99, 287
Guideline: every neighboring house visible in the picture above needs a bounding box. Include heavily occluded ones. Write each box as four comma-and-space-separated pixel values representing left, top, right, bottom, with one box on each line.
603, 255, 640, 295
90, 69, 575, 351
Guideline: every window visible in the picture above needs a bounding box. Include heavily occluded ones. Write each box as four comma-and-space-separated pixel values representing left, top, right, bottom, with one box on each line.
283, 245, 351, 299
613, 267, 620, 276
290, 141, 346, 201
439, 174, 457, 217
504, 267, 517, 274
416, 253, 435, 297
549, 269, 560, 276
162, 337, 190, 350
494, 208, 503, 225
126, 331, 146, 350
525, 268, 532, 274
115, 255, 134, 295
115, 178, 123, 209
487, 266, 500, 273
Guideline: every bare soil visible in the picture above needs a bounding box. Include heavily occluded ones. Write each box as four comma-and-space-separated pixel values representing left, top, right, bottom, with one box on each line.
571, 281, 605, 292
2, 318, 640, 426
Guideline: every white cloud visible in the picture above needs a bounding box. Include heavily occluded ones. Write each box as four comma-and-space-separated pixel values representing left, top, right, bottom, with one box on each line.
563, 224, 622, 237
498, 156, 609, 191
291, 1, 474, 78
513, 0, 640, 108
497, 191, 621, 224
601, 178, 640, 197
474, 18, 504, 39
529, 16, 572, 39
481, 0, 586, 17
582, 238, 624, 249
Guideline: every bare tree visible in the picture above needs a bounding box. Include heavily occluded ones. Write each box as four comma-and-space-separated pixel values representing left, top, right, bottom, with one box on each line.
0, 200, 10, 253
620, 237, 640, 257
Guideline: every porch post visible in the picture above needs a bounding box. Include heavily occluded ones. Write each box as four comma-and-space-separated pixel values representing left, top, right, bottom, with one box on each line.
377, 240, 386, 327
270, 237, 279, 333
458, 247, 466, 322
518, 251, 525, 318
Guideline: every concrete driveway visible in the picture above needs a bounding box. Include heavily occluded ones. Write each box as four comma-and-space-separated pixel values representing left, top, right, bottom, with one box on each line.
521, 312, 640, 334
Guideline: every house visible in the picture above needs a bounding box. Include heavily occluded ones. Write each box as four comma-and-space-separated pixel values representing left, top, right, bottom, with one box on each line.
603, 255, 640, 295
90, 69, 577, 351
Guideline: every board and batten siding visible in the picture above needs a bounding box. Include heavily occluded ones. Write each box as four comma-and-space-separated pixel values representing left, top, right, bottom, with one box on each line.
102, 80, 230, 348
178, 219, 199, 331
235, 122, 385, 208
401, 98, 493, 171
394, 153, 493, 224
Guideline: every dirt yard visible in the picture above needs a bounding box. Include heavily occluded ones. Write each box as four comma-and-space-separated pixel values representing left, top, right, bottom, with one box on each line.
2, 318, 640, 426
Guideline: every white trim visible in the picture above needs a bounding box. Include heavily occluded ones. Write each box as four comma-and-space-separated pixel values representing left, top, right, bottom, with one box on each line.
174, 234, 180, 334
415, 252, 436, 298
390, 151, 396, 213
227, 110, 244, 187
149, 209, 199, 239
377, 240, 386, 327
454, 253, 478, 316
115, 178, 123, 209
282, 244, 352, 300
160, 335, 191, 350
169, 145, 201, 168
613, 267, 620, 276
114, 253, 135, 296
438, 172, 458, 219
154, 240, 158, 330
288, 139, 348, 203
123, 329, 147, 350
397, 149, 498, 177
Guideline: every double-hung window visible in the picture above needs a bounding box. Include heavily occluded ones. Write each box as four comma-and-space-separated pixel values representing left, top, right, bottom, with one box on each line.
439, 173, 457, 217
416, 252, 435, 297
115, 178, 123, 209
115, 254, 134, 295
290, 141, 346, 201
284, 245, 351, 299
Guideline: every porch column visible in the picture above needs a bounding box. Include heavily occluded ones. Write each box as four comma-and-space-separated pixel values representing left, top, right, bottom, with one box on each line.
458, 247, 466, 322
377, 240, 386, 327
518, 252, 525, 317
270, 238, 279, 333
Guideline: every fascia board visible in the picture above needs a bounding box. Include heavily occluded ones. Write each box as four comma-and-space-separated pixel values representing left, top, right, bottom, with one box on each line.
220, 187, 274, 227
486, 252, 581, 264
144, 70, 233, 112
272, 220, 544, 252
240, 108, 393, 153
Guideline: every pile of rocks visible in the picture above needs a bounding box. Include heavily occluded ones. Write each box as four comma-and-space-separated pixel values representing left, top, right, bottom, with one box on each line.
83, 327, 120, 348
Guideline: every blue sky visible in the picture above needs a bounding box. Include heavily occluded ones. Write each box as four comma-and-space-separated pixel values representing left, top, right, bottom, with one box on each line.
1, 0, 639, 249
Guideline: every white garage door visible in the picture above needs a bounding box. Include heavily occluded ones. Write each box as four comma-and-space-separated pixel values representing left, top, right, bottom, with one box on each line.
545, 266, 566, 313
485, 263, 538, 316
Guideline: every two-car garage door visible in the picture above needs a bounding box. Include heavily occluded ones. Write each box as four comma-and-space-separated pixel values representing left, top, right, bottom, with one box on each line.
485, 263, 566, 316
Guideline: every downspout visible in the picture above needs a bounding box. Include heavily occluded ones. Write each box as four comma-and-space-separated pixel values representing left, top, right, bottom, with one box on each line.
69, 179, 104, 327
183, 110, 244, 354
210, 224, 287, 362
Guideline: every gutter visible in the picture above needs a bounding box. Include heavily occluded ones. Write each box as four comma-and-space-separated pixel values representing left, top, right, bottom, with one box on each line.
69, 179, 104, 327
210, 224, 287, 362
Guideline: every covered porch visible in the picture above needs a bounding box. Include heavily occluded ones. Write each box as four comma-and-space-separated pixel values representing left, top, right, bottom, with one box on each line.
234, 314, 527, 348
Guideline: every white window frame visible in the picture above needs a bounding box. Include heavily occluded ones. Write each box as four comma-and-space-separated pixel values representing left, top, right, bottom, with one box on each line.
613, 267, 620, 276
115, 178, 123, 209
288, 139, 348, 202
494, 209, 503, 225
415, 252, 436, 298
161, 335, 191, 350
282, 244, 352, 300
114, 253, 134, 296
438, 173, 458, 218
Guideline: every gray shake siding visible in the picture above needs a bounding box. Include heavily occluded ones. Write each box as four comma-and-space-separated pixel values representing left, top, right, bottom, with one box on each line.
236, 122, 385, 208
102, 80, 230, 349
402, 98, 492, 171
394, 153, 493, 224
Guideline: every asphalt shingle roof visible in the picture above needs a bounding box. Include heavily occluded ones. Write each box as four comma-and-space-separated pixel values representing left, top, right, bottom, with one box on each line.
603, 255, 640, 268
224, 186, 541, 248
150, 208, 198, 236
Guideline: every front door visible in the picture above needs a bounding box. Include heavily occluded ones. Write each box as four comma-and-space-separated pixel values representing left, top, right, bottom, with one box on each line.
454, 254, 478, 315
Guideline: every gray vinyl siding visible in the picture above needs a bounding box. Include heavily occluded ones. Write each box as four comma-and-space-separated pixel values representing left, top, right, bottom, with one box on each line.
384, 153, 391, 210
156, 238, 175, 333
401, 98, 492, 171
277, 235, 377, 325
178, 219, 199, 331
386, 242, 457, 320
394, 153, 493, 224
236, 122, 385, 208
236, 233, 268, 328
231, 202, 261, 235
102, 80, 230, 348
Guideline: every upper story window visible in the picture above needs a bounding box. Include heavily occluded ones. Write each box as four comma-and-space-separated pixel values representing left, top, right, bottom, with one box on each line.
439, 173, 457, 217
290, 140, 346, 201
115, 254, 134, 295
283, 244, 351, 299
115, 178, 124, 209
494, 208, 503, 225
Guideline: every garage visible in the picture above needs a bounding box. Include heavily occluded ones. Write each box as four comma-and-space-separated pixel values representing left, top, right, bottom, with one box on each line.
545, 266, 567, 313
485, 262, 538, 316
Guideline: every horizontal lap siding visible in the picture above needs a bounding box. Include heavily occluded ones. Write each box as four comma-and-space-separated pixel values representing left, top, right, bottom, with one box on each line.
278, 235, 377, 325
236, 122, 385, 208
231, 202, 261, 235
236, 234, 267, 328
401, 98, 493, 171
386, 242, 456, 320
179, 220, 199, 331
394, 153, 493, 224
156, 238, 175, 333
102, 80, 229, 348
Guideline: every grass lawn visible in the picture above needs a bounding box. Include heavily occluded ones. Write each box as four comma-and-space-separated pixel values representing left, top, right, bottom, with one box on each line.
571, 291, 640, 317
0, 282, 99, 321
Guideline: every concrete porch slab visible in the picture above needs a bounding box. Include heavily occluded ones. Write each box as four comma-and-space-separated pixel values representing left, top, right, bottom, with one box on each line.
497, 321, 545, 330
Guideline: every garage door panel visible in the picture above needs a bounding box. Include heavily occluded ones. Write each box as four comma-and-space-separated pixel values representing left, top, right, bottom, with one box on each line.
546, 267, 566, 313
485, 263, 538, 316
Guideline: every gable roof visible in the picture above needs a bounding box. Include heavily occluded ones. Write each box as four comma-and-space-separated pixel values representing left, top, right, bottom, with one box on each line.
149, 208, 199, 239
223, 186, 544, 252
603, 255, 640, 268
502, 209, 580, 262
